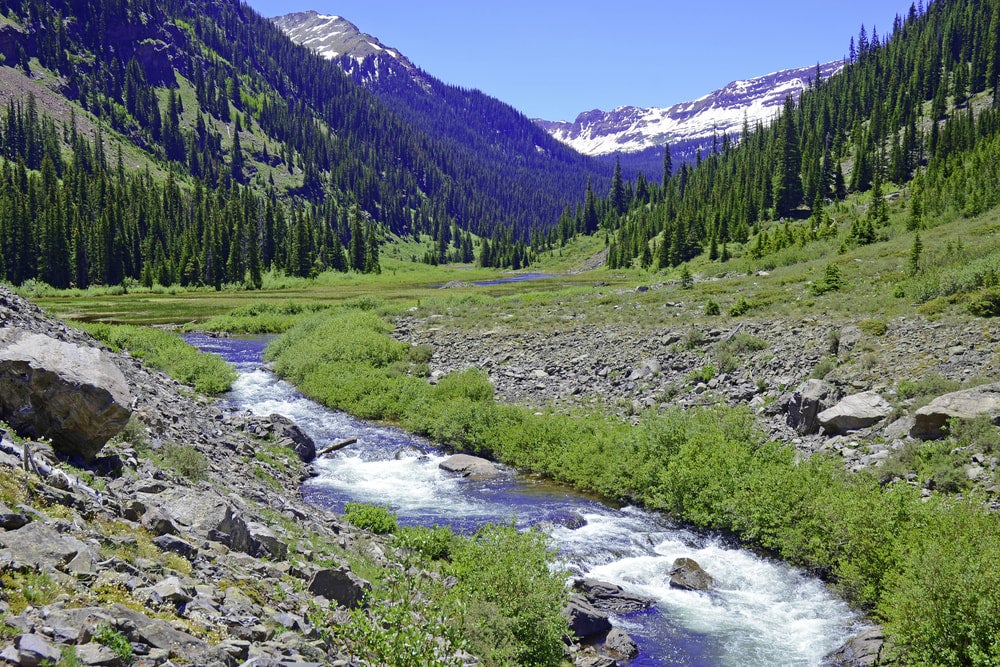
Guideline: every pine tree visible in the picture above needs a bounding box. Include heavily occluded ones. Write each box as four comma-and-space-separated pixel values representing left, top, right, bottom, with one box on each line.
349, 206, 366, 272
909, 231, 922, 275
772, 96, 803, 217
662, 143, 673, 187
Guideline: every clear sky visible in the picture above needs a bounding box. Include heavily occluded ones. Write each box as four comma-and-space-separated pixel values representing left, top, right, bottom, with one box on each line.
243, 0, 915, 121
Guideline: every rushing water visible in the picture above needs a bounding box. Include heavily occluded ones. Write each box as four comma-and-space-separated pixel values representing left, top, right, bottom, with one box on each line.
188, 333, 863, 666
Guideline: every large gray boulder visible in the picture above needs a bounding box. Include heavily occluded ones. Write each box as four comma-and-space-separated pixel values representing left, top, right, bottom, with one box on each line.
267, 413, 316, 462
439, 453, 502, 479
910, 382, 1000, 439
786, 379, 838, 434
604, 627, 639, 660
308, 567, 371, 608
818, 392, 892, 434
669, 557, 714, 591
0, 329, 131, 460
572, 578, 655, 613
563, 594, 611, 640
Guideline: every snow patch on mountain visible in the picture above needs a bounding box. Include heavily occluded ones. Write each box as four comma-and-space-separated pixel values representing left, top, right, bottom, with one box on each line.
536, 61, 843, 156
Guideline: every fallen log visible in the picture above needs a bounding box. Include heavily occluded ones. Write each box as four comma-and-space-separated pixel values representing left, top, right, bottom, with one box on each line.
318, 437, 358, 457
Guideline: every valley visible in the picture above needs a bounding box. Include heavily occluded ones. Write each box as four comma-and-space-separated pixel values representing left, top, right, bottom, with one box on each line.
1, 0, 1000, 665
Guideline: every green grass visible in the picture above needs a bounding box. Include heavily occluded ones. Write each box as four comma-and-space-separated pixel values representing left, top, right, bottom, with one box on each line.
76, 322, 236, 394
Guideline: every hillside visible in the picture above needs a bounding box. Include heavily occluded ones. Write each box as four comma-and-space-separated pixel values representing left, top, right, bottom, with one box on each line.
273, 11, 612, 239
0, 0, 606, 293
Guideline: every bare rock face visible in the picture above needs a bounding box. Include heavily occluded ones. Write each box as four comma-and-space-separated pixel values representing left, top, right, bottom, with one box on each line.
669, 557, 714, 591
787, 379, 838, 435
439, 453, 502, 479
818, 392, 892, 434
0, 329, 132, 460
910, 382, 1000, 439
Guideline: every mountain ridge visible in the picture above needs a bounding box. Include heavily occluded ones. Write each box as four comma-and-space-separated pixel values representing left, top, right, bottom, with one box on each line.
535, 61, 844, 156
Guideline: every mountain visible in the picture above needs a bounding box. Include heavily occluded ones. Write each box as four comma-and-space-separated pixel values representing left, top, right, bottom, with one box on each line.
536, 62, 844, 160
273, 11, 612, 232
272, 12, 429, 89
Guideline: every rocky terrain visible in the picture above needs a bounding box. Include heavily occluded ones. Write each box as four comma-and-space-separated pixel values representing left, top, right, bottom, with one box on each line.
0, 287, 452, 666
0, 286, 665, 667
394, 311, 1000, 500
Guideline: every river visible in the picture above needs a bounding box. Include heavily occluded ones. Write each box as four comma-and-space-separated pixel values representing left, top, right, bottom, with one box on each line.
187, 333, 863, 666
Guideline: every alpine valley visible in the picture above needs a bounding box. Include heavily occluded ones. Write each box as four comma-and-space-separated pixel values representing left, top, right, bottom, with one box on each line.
0, 1, 999, 666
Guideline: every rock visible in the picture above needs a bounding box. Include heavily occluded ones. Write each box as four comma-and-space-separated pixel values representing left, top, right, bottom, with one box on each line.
910, 382, 1000, 439
821, 627, 887, 667
9, 634, 62, 666
786, 379, 838, 435
246, 522, 287, 560
572, 578, 655, 613
267, 413, 316, 462
149, 576, 195, 604
543, 510, 588, 530
111, 604, 234, 666
575, 653, 617, 667
563, 594, 611, 640
74, 643, 120, 665
0, 330, 132, 460
0, 512, 31, 530
669, 557, 714, 591
438, 453, 502, 479
0, 521, 93, 572
308, 567, 371, 608
604, 627, 639, 660
151, 534, 198, 559
818, 392, 892, 434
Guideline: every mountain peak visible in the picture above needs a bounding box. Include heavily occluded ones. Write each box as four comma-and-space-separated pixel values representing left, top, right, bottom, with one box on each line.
536, 61, 843, 157
272, 11, 409, 65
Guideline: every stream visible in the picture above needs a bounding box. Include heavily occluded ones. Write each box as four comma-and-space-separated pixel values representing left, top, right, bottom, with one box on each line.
188, 333, 863, 666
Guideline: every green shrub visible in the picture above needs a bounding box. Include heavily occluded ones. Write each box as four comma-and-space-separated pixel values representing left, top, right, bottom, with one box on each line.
687, 363, 717, 384
728, 295, 752, 317
859, 319, 888, 336
396, 525, 454, 561
78, 323, 237, 395
408, 344, 435, 364
705, 299, 721, 316
968, 287, 1000, 317
896, 374, 962, 403
447, 524, 567, 665
95, 624, 132, 664
161, 444, 208, 482
949, 415, 1000, 454
810, 356, 837, 379
343, 502, 398, 535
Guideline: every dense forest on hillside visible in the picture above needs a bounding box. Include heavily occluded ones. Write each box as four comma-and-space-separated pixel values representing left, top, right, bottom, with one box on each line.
551, 0, 1000, 293
0, 0, 606, 288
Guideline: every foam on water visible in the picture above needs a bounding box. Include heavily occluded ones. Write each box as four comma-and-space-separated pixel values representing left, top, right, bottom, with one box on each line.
189, 334, 865, 666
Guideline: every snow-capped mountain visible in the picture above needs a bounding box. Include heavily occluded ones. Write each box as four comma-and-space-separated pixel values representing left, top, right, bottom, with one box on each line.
535, 61, 844, 157
272, 11, 434, 90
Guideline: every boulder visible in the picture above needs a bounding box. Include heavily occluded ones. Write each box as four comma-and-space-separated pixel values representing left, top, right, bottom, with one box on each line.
668, 557, 714, 592
821, 627, 887, 667
0, 330, 132, 460
910, 382, 1000, 439
604, 627, 639, 660
0, 521, 94, 573
152, 534, 198, 559
786, 379, 838, 434
572, 578, 655, 613
574, 652, 617, 667
818, 392, 892, 434
438, 453, 502, 479
6, 634, 61, 666
308, 566, 371, 608
563, 594, 611, 640
267, 413, 316, 462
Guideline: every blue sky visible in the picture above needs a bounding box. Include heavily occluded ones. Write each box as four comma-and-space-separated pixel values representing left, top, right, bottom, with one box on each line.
244, 0, 914, 121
